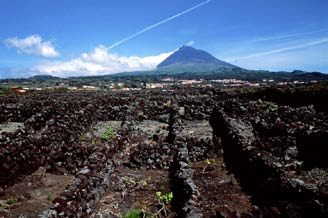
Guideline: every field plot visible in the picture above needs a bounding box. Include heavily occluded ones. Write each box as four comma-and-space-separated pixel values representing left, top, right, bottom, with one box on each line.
94, 168, 172, 217
0, 85, 327, 217
0, 169, 73, 217
192, 158, 254, 217
0, 122, 24, 134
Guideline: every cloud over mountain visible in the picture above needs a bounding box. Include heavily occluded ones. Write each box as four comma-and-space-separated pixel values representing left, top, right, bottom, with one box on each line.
4, 34, 59, 57
33, 45, 173, 77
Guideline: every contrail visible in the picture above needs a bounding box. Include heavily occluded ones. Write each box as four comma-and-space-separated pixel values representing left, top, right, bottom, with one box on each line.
107, 0, 211, 49
252, 28, 328, 42
227, 37, 328, 61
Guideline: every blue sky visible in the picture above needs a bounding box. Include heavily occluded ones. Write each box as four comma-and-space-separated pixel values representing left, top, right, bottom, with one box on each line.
0, 0, 327, 78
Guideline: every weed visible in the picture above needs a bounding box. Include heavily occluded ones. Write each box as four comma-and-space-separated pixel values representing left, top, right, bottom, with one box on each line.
123, 208, 148, 218
79, 134, 86, 141
238, 88, 249, 94
102, 126, 116, 141
47, 193, 53, 201
262, 101, 278, 112
141, 180, 148, 187
204, 158, 213, 165
123, 176, 137, 186
159, 185, 165, 192
5, 197, 17, 205
203, 158, 214, 173
123, 209, 142, 218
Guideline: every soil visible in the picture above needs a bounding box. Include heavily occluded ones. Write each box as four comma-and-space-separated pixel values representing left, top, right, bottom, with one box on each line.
0, 167, 74, 218
93, 167, 174, 217
92, 121, 123, 138
192, 157, 254, 217
134, 120, 169, 144
180, 120, 212, 139
0, 122, 24, 134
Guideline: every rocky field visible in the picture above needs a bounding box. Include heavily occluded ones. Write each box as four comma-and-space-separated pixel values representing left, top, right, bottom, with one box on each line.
0, 84, 327, 218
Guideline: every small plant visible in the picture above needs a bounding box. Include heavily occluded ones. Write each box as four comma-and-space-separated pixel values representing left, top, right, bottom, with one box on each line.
47, 193, 53, 201
123, 209, 143, 218
123, 208, 149, 218
239, 88, 249, 94
123, 176, 137, 186
155, 191, 173, 216
262, 101, 278, 113
141, 180, 148, 187
79, 134, 86, 141
102, 126, 116, 141
5, 197, 17, 205
204, 158, 213, 165
159, 185, 165, 192
91, 139, 96, 145
156, 191, 173, 203
203, 158, 214, 173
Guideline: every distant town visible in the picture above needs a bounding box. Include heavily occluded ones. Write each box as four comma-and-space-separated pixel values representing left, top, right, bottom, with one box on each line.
0, 76, 322, 94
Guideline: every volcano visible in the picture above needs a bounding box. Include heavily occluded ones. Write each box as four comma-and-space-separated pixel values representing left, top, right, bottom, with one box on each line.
157, 46, 239, 72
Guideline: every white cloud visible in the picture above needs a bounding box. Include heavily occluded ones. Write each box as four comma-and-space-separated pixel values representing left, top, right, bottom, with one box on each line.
4, 34, 59, 57
186, 40, 195, 46
33, 45, 173, 77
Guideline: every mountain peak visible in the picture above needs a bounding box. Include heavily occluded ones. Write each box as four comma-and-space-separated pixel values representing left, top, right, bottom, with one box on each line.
157, 46, 238, 72
179, 45, 197, 50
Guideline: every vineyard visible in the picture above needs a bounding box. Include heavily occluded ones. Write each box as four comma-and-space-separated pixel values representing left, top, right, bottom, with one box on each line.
0, 85, 327, 217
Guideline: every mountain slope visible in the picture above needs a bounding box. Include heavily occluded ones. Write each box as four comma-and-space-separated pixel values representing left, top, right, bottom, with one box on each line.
157, 46, 239, 72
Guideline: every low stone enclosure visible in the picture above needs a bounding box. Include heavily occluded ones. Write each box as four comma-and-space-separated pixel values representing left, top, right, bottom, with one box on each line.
0, 85, 327, 217
210, 98, 327, 218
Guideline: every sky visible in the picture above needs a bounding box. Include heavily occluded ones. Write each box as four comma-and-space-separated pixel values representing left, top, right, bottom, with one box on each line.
0, 0, 327, 78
